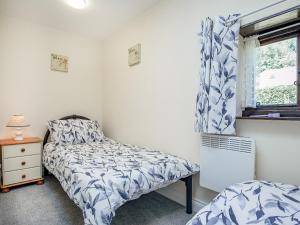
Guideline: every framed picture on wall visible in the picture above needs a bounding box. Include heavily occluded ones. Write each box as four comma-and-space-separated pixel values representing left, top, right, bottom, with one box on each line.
51, 53, 69, 72
128, 44, 141, 66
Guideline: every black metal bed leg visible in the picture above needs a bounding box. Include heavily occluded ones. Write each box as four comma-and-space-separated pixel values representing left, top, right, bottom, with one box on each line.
185, 175, 193, 214
43, 166, 49, 176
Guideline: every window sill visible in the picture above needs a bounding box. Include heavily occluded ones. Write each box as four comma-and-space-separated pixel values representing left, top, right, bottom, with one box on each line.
236, 116, 300, 121
242, 106, 300, 120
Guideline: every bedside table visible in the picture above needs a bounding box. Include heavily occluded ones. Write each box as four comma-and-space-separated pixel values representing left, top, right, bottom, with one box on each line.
0, 137, 44, 192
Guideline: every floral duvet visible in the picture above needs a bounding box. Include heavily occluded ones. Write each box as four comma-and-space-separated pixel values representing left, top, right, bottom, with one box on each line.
187, 181, 300, 225
43, 137, 199, 225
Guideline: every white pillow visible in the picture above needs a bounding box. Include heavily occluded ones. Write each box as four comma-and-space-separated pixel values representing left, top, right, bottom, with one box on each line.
47, 119, 104, 145
72, 119, 104, 143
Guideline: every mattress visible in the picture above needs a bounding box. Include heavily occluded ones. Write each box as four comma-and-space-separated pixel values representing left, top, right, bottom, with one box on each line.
43, 137, 199, 225
187, 180, 300, 225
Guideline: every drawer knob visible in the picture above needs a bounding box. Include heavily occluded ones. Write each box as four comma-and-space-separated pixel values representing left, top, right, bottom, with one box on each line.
21, 174, 26, 179
21, 161, 26, 166
21, 148, 25, 153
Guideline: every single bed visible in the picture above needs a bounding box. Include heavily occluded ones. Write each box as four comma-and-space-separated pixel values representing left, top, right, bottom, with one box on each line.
43, 115, 199, 225
187, 180, 300, 225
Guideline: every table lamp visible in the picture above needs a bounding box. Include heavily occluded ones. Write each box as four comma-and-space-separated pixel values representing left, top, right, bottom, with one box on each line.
6, 115, 30, 141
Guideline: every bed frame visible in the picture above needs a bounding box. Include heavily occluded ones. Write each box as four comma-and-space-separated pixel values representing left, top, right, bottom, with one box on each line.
42, 114, 193, 214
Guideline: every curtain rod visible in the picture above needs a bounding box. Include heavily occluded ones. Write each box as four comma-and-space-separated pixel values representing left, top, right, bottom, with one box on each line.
226, 0, 290, 24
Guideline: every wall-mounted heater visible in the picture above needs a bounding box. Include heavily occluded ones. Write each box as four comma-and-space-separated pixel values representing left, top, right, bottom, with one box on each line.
200, 134, 256, 192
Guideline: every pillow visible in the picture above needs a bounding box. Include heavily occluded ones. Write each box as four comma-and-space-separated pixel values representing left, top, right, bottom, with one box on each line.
72, 119, 104, 143
47, 119, 104, 145
47, 119, 76, 145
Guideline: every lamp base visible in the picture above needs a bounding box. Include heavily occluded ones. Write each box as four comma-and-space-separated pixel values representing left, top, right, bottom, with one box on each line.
14, 128, 24, 141
14, 136, 24, 141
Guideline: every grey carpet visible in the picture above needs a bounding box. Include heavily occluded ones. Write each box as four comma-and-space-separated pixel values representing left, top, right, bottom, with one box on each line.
0, 176, 195, 225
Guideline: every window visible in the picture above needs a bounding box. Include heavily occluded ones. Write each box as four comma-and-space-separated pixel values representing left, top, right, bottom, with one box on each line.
240, 7, 300, 119
256, 37, 298, 106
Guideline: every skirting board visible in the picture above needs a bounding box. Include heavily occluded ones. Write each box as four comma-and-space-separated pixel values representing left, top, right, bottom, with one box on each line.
156, 188, 207, 213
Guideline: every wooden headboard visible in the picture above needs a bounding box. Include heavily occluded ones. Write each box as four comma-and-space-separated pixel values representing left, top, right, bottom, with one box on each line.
42, 114, 90, 147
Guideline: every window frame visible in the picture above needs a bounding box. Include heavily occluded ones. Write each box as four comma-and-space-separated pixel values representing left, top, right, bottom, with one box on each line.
242, 28, 300, 118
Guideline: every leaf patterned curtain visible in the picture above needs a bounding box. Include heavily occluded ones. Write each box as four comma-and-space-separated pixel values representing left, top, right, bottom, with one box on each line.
195, 15, 240, 135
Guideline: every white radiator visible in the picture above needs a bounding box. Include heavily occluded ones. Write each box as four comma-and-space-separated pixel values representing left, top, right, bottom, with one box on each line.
200, 134, 256, 192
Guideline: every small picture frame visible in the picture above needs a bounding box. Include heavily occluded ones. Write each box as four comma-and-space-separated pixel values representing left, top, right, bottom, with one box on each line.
51, 53, 69, 72
128, 44, 141, 67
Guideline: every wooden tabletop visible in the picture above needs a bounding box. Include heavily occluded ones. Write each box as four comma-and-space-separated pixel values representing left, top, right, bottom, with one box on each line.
0, 137, 42, 146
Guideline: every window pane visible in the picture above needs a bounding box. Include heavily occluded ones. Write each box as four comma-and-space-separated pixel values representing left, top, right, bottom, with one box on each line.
256, 38, 297, 106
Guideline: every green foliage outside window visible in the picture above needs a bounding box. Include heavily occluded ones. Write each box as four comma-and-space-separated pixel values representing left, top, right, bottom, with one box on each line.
257, 38, 296, 73
256, 85, 296, 106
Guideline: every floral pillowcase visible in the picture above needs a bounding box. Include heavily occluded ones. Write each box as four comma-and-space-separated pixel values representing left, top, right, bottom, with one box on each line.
47, 119, 104, 145
72, 119, 104, 143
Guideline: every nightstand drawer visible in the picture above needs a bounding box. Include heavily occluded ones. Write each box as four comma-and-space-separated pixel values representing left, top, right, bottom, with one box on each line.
3, 155, 41, 172
2, 143, 41, 158
3, 167, 41, 186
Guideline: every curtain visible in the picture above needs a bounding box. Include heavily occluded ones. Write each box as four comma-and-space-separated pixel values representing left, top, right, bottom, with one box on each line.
195, 18, 213, 133
240, 36, 260, 108
195, 15, 240, 135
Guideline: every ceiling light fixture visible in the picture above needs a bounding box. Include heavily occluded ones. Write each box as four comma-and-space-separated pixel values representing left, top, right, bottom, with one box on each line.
66, 0, 87, 9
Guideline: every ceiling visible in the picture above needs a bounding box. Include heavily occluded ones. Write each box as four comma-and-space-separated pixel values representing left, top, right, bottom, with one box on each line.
0, 0, 161, 40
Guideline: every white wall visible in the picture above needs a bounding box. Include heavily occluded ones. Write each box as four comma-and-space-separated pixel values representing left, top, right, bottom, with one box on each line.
102, 0, 300, 208
0, 17, 103, 138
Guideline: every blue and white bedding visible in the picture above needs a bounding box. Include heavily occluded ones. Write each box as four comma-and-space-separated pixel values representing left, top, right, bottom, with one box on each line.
187, 181, 300, 225
43, 137, 199, 225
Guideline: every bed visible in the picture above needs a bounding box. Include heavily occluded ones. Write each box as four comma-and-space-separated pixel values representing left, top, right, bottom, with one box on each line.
187, 180, 300, 225
43, 115, 199, 225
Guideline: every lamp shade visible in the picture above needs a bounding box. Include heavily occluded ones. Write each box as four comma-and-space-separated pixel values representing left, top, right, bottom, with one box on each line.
6, 115, 30, 127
